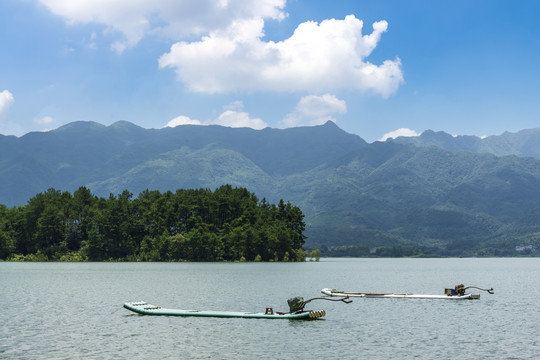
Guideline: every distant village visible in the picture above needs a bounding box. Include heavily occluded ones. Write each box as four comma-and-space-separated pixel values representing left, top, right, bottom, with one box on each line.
515, 245, 536, 252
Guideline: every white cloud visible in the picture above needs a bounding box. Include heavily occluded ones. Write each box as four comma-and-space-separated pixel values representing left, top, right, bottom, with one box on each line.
40, 2, 402, 94
159, 15, 403, 95
165, 101, 268, 130
39, 0, 287, 52
214, 110, 267, 129
282, 94, 346, 127
164, 115, 201, 128
0, 90, 14, 115
379, 128, 419, 141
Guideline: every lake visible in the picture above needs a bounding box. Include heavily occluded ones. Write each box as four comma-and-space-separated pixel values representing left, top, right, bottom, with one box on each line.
1, 258, 538, 359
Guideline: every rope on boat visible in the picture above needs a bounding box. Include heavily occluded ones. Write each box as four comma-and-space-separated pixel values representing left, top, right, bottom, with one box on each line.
464, 286, 494, 294
293, 296, 352, 313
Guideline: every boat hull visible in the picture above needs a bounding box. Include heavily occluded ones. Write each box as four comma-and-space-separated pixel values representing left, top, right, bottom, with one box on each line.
123, 302, 325, 319
321, 288, 480, 300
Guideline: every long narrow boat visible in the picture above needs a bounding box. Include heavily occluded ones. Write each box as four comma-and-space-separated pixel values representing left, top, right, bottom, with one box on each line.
123, 301, 326, 320
321, 288, 480, 300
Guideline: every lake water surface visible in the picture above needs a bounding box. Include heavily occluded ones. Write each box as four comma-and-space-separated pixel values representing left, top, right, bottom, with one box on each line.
1, 258, 539, 359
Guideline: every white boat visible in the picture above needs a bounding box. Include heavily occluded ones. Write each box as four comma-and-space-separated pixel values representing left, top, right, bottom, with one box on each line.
322, 285, 493, 300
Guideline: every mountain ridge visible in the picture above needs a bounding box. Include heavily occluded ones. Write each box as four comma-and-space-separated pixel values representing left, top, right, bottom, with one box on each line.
2, 120, 540, 255
389, 127, 540, 159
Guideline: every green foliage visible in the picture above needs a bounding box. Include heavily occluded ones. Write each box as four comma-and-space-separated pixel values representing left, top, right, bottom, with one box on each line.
59, 251, 87, 262
298, 143, 540, 256
8, 250, 49, 262
309, 249, 321, 261
0, 186, 306, 262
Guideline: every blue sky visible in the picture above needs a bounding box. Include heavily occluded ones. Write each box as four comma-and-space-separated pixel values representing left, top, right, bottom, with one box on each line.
1, 0, 539, 142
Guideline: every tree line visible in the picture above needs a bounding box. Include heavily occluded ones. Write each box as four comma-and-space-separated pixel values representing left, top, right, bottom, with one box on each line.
0, 185, 307, 262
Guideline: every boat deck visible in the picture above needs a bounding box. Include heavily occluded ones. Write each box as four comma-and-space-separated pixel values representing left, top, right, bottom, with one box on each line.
321, 288, 480, 300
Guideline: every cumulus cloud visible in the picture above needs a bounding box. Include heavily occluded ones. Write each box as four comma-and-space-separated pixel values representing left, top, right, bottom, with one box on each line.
39, 0, 287, 52
40, 2, 402, 94
164, 115, 201, 128
214, 110, 267, 129
379, 128, 419, 141
0, 90, 14, 115
159, 15, 403, 95
165, 101, 268, 130
282, 94, 346, 127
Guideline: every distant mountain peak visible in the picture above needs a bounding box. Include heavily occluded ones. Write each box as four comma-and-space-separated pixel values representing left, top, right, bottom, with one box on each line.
52, 121, 106, 133
322, 120, 338, 127
109, 120, 142, 130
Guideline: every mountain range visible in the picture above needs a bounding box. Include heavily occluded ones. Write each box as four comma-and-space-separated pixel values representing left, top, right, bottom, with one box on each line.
388, 128, 540, 159
2, 121, 540, 256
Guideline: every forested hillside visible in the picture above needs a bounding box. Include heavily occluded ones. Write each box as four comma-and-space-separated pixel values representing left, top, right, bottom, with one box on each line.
2, 121, 540, 257
300, 143, 540, 256
0, 186, 306, 262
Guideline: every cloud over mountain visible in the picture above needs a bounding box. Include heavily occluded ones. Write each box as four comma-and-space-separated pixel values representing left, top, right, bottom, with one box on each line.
165, 101, 268, 129
380, 128, 419, 141
282, 94, 347, 127
164, 115, 201, 128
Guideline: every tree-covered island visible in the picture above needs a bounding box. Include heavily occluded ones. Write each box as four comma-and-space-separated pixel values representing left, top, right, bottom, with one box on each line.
0, 185, 307, 262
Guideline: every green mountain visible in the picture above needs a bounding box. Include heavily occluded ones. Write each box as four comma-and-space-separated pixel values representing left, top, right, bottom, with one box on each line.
1, 120, 364, 206
389, 128, 540, 159
2, 121, 540, 256
297, 143, 540, 255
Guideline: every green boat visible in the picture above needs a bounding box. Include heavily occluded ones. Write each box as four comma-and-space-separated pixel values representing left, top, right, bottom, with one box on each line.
123, 301, 326, 320
124, 295, 352, 320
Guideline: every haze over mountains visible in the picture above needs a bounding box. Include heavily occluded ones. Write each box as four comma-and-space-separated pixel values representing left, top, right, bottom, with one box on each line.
2, 121, 540, 256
